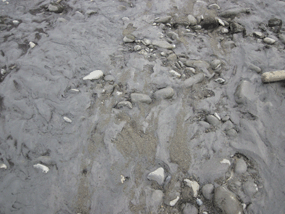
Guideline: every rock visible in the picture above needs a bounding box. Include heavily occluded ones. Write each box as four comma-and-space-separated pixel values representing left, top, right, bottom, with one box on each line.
0, 163, 7, 169
185, 67, 196, 74
32, 156, 56, 166
86, 9, 98, 16
74, 11, 85, 20
134, 45, 142, 51
117, 101, 133, 109
167, 31, 179, 41
63, 116, 72, 123
206, 115, 220, 127
29, 42, 36, 48
196, 198, 203, 206
214, 186, 243, 214
167, 53, 177, 61
104, 75, 115, 83
230, 22, 245, 34
211, 59, 222, 71
147, 167, 165, 185
131, 93, 152, 104
249, 63, 262, 73
184, 179, 200, 197
262, 70, 285, 83
150, 190, 164, 209
169, 70, 181, 78
152, 40, 175, 49
234, 80, 255, 104
198, 121, 210, 129
154, 87, 174, 100
201, 16, 219, 30
33, 163, 49, 173
12, 20, 19, 25
226, 129, 238, 137
263, 37, 276, 44
202, 184, 214, 200
169, 196, 180, 206
187, 15, 197, 26
155, 16, 172, 24
83, 70, 104, 80
219, 8, 250, 19
142, 38, 152, 46
208, 3, 220, 10
48, 3, 64, 13
184, 73, 204, 87
123, 34, 135, 43
183, 203, 198, 214
223, 120, 234, 131
221, 27, 229, 34
268, 18, 282, 33
235, 159, 247, 174
278, 33, 285, 44
243, 181, 258, 197
253, 32, 265, 39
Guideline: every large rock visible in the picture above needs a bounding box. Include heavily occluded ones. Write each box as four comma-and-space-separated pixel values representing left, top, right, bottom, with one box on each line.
147, 167, 165, 185
202, 184, 214, 200
234, 159, 247, 174
214, 186, 243, 214
154, 87, 174, 100
131, 93, 152, 104
234, 80, 255, 104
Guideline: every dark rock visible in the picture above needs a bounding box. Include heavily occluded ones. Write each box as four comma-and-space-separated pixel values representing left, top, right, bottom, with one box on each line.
268, 18, 282, 33
201, 17, 219, 30
230, 22, 245, 34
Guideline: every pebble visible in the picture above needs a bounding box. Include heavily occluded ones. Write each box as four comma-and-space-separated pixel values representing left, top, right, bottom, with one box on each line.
262, 70, 285, 83
183, 203, 198, 214
234, 80, 254, 104
214, 186, 243, 214
142, 38, 152, 46
0, 69, 6, 75
29, 42, 36, 48
187, 15, 197, 26
210, 59, 222, 71
83, 70, 104, 80
198, 121, 210, 129
134, 45, 142, 51
152, 40, 175, 49
12, 20, 19, 25
169, 70, 181, 78
202, 184, 214, 200
131, 93, 152, 104
117, 101, 133, 109
230, 22, 245, 34
235, 158, 247, 174
201, 16, 219, 30
0, 163, 7, 169
33, 163, 49, 173
223, 120, 234, 131
226, 129, 238, 137
216, 18, 225, 26
253, 31, 265, 39
155, 16, 172, 24
150, 190, 164, 209
249, 63, 262, 73
196, 198, 203, 206
215, 78, 225, 84
219, 8, 250, 18
184, 179, 200, 197
120, 175, 126, 183
243, 181, 258, 197
86, 9, 98, 16
268, 18, 282, 27
278, 34, 285, 44
48, 3, 64, 13
123, 35, 135, 43
104, 75, 115, 83
221, 27, 229, 34
63, 116, 72, 123
263, 37, 276, 44
147, 167, 165, 185
208, 3, 220, 10
184, 73, 204, 87
185, 67, 196, 74
206, 115, 220, 127
169, 196, 179, 206
167, 53, 177, 61
154, 87, 174, 100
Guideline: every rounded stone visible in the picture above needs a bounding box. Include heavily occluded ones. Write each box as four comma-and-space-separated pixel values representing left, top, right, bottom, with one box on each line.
235, 159, 247, 174
183, 203, 198, 214
154, 87, 174, 100
131, 93, 152, 104
243, 181, 258, 197
202, 184, 214, 200
206, 115, 220, 127
187, 15, 197, 26
147, 167, 165, 185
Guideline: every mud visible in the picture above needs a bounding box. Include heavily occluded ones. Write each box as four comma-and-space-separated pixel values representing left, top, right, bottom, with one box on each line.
0, 0, 285, 213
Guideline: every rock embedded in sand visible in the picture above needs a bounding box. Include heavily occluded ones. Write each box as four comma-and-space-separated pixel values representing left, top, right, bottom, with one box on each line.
147, 167, 165, 185
83, 70, 104, 80
154, 87, 174, 100
235, 158, 247, 174
48, 3, 64, 13
262, 70, 285, 83
187, 15, 197, 26
206, 115, 220, 127
131, 93, 152, 104
152, 40, 175, 49
117, 101, 133, 109
184, 73, 204, 88
184, 179, 200, 197
263, 37, 276, 44
123, 34, 135, 43
234, 80, 255, 104
183, 203, 198, 214
202, 184, 214, 200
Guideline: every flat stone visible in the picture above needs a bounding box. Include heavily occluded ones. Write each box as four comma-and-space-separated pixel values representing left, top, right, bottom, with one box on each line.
48, 3, 64, 13
278, 34, 285, 44
155, 16, 172, 23
202, 184, 214, 200
184, 73, 204, 87
263, 37, 276, 44
117, 101, 132, 109
83, 70, 104, 80
123, 34, 135, 43
187, 15, 197, 26
253, 32, 265, 39
154, 87, 174, 100
226, 128, 238, 137
206, 115, 220, 127
152, 40, 175, 49
134, 45, 142, 51
214, 186, 243, 214
234, 80, 255, 104
184, 179, 200, 197
183, 203, 198, 214
131, 93, 152, 104
235, 159, 247, 174
147, 167, 165, 185
86, 9, 98, 16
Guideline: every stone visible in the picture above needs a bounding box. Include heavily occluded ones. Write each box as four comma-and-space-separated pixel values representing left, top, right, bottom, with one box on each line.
184, 73, 204, 87
221, 28, 229, 34
142, 38, 152, 46
234, 80, 255, 104
263, 37, 276, 44
219, 8, 250, 18
196, 198, 203, 206
268, 18, 282, 32
198, 121, 210, 129
63, 116, 72, 123
104, 75, 115, 83
155, 16, 172, 24
187, 15, 197, 26
83, 70, 104, 80
206, 115, 220, 127
123, 34, 135, 43
208, 3, 220, 10
226, 129, 238, 137
169, 70, 181, 78
223, 120, 234, 131
214, 186, 243, 214
29, 42, 36, 48
131, 93, 152, 104
243, 181, 258, 197
202, 184, 214, 200
230, 22, 245, 34
150, 190, 164, 209
167, 53, 177, 61
152, 40, 175, 49
253, 32, 265, 39
48, 3, 64, 13
147, 167, 165, 185
278, 34, 285, 44
117, 101, 132, 109
235, 159, 247, 174
12, 20, 19, 25
74, 11, 85, 19
184, 179, 200, 197
201, 16, 219, 30
262, 70, 285, 83
211, 59, 222, 71
33, 163, 49, 173
154, 87, 174, 100
134, 45, 142, 51
169, 196, 180, 206
249, 63, 262, 73
0, 163, 7, 169
183, 203, 198, 214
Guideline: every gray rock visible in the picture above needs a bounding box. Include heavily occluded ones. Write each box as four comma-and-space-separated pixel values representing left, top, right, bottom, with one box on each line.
167, 53, 177, 61
243, 181, 258, 197
152, 40, 175, 49
154, 87, 174, 100
206, 115, 220, 127
150, 190, 164, 209
219, 8, 250, 18
48, 3, 64, 13
198, 121, 211, 129
184, 73, 204, 88
249, 63, 262, 73
211, 59, 222, 71
268, 18, 282, 33
263, 37, 276, 44
214, 186, 243, 214
226, 129, 238, 137
123, 35, 135, 43
104, 75, 115, 83
117, 101, 133, 109
167, 31, 179, 41
131, 93, 152, 104
202, 184, 214, 200
134, 45, 142, 51
143, 38, 152, 46
230, 22, 245, 34
208, 3, 220, 10
147, 167, 165, 185
235, 159, 247, 174
187, 15, 197, 26
223, 120, 234, 131
234, 80, 255, 104
253, 32, 265, 39
196, 198, 203, 206
155, 16, 172, 24
86, 9, 98, 16
201, 16, 219, 30
183, 203, 198, 214
278, 33, 285, 44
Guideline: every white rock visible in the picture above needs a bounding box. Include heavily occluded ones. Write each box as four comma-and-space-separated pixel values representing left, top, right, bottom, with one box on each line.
147, 167, 165, 185
83, 70, 104, 80
169, 196, 179, 206
214, 112, 221, 120
134, 45, 142, 51
121, 175, 126, 183
263, 37, 276, 44
221, 28, 229, 34
12, 20, 19, 25
169, 70, 181, 78
70, 89, 80, 92
0, 69, 6, 75
184, 179, 200, 197
29, 42, 36, 48
0, 163, 7, 169
220, 159, 231, 165
33, 163, 49, 173
63, 116, 72, 123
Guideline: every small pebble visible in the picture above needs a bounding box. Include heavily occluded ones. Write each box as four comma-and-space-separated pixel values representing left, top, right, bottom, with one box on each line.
196, 198, 203, 206
29, 42, 36, 48
33, 163, 49, 173
184, 179, 200, 197
263, 37, 276, 44
123, 35, 135, 43
120, 175, 126, 183
63, 116, 72, 123
169, 196, 179, 206
253, 32, 265, 39
169, 70, 181, 78
0, 69, 6, 75
117, 101, 133, 109
187, 15, 197, 26
12, 20, 19, 25
0, 163, 7, 169
202, 184, 214, 200
221, 27, 229, 34
134, 45, 142, 51
83, 70, 104, 80
206, 115, 220, 127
